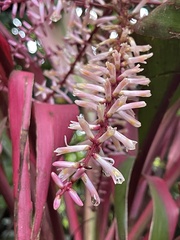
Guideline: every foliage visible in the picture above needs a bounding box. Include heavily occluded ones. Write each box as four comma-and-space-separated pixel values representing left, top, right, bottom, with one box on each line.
0, 1, 179, 240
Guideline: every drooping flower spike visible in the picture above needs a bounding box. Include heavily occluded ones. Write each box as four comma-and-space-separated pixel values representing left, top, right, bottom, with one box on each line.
52, 25, 153, 209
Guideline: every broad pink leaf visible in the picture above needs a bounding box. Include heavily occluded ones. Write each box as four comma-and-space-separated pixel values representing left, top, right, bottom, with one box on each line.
8, 70, 34, 239
32, 102, 78, 239
8, 70, 34, 197
147, 176, 179, 240
18, 139, 32, 240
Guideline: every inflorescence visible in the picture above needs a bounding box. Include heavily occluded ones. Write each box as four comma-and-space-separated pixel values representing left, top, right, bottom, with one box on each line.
51, 27, 153, 209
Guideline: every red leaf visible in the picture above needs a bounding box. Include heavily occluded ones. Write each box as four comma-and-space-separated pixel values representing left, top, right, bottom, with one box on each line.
0, 33, 13, 85
17, 140, 32, 240
32, 102, 78, 239
8, 70, 34, 238
8, 70, 34, 197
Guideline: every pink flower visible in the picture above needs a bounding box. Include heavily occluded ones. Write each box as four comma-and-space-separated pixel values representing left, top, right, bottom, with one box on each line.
54, 144, 91, 156
51, 172, 83, 209
114, 130, 137, 151
81, 173, 100, 206
92, 154, 125, 184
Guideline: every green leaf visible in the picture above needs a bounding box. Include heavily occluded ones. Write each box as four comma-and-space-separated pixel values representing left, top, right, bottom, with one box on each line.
115, 157, 135, 240
134, 0, 180, 39
136, 36, 180, 148
147, 176, 179, 240
129, 34, 180, 209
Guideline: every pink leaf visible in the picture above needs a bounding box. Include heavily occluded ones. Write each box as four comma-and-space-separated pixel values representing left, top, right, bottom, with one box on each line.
0, 33, 13, 85
8, 70, 34, 239
17, 139, 32, 240
32, 102, 78, 239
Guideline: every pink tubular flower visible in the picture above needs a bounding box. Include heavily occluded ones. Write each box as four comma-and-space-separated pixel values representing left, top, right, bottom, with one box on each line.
53, 195, 61, 210
114, 130, 137, 151
51, 171, 84, 209
54, 144, 91, 155
77, 114, 94, 139
68, 188, 83, 206
81, 173, 100, 206
92, 153, 125, 184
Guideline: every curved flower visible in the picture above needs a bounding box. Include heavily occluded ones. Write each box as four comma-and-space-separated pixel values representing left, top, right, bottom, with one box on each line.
92, 153, 125, 184
81, 173, 100, 206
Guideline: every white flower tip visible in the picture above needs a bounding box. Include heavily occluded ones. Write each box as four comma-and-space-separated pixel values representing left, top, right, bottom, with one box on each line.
115, 176, 125, 184
78, 114, 84, 120
54, 148, 60, 154
112, 168, 125, 184
124, 141, 137, 151
91, 195, 100, 206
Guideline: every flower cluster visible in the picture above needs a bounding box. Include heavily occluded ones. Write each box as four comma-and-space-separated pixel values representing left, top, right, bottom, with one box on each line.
0, 0, 153, 209
52, 27, 153, 209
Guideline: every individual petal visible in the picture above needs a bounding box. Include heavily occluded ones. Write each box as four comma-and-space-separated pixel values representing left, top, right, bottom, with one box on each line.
54, 144, 91, 155
106, 62, 116, 84
73, 89, 105, 103
104, 79, 112, 102
117, 101, 146, 112
120, 90, 151, 97
128, 76, 150, 85
129, 45, 152, 55
78, 114, 94, 139
118, 111, 141, 127
85, 64, 109, 75
53, 195, 61, 210
114, 130, 137, 151
97, 126, 115, 143
113, 78, 129, 97
58, 168, 77, 182
69, 121, 100, 131
76, 83, 105, 93
97, 103, 106, 122
111, 167, 125, 184
112, 50, 121, 70
75, 100, 98, 110
118, 64, 143, 80
106, 96, 127, 117
51, 172, 64, 188
81, 173, 100, 206
52, 161, 79, 168
89, 51, 111, 63
79, 68, 106, 84
103, 156, 115, 165
71, 168, 86, 182
127, 53, 153, 65
68, 188, 83, 206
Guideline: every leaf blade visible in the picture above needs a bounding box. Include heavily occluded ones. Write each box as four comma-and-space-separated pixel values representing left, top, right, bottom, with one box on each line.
32, 102, 79, 239
115, 156, 135, 240
147, 176, 179, 240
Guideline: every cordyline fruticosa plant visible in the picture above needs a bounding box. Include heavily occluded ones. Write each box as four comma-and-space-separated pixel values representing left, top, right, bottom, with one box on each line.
0, 0, 179, 239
